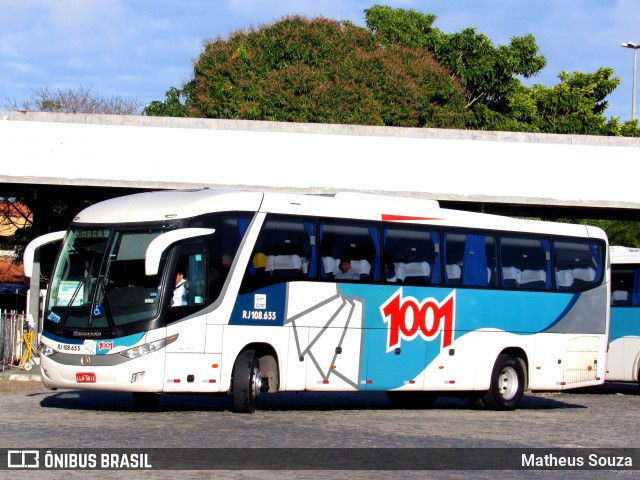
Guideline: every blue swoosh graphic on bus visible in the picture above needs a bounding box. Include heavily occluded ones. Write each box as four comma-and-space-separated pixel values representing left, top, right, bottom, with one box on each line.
339, 284, 578, 389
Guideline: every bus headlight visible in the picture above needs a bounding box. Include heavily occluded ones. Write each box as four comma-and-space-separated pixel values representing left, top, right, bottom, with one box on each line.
39, 343, 55, 357
118, 334, 178, 359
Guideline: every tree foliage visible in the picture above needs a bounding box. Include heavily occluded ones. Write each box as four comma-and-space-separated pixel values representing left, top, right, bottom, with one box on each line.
365, 6, 546, 113
363, 5, 640, 136
147, 5, 640, 136
149, 16, 469, 128
507, 69, 623, 135
554, 218, 640, 248
145, 87, 187, 117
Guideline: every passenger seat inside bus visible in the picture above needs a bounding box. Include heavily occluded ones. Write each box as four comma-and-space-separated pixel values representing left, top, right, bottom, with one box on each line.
612, 290, 629, 305
446, 264, 461, 285
519, 269, 547, 289
402, 261, 430, 284
267, 254, 303, 278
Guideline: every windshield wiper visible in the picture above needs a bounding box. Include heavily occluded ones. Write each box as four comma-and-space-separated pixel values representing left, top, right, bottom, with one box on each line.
55, 257, 95, 334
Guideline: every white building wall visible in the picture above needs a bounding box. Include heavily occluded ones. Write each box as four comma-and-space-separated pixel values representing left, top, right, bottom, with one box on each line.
2, 111, 639, 210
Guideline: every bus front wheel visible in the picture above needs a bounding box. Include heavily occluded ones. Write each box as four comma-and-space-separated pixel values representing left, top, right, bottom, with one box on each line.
472, 354, 524, 410
232, 350, 262, 413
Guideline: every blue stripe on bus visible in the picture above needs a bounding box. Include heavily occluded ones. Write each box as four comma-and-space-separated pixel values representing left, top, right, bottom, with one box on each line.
41, 330, 145, 352
610, 307, 640, 342
341, 284, 579, 390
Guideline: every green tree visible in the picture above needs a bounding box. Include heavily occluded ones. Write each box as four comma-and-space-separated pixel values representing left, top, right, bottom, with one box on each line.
144, 87, 187, 117
500, 69, 624, 135
364, 5, 640, 137
555, 219, 640, 248
364, 6, 546, 120
149, 16, 469, 128
591, 220, 640, 248
474, 69, 640, 135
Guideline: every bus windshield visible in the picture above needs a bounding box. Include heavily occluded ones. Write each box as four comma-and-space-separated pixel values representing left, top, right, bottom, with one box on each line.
45, 227, 167, 334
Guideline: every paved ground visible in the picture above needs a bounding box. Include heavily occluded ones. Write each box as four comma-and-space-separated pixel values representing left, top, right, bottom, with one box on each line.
0, 367, 42, 393
1, 367, 638, 479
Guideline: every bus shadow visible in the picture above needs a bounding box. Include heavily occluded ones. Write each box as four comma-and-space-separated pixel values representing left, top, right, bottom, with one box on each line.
39, 390, 585, 412
564, 382, 639, 396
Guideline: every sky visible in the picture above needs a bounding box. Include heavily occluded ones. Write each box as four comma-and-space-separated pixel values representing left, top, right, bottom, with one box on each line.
1, 0, 640, 121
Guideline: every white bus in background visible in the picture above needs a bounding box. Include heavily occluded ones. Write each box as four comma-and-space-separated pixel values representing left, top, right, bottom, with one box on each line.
607, 246, 640, 387
24, 189, 610, 412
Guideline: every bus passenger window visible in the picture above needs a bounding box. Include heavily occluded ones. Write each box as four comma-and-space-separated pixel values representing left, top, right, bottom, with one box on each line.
320, 220, 380, 281
553, 239, 603, 292
240, 216, 317, 292
382, 225, 440, 285
444, 232, 496, 288
611, 267, 638, 306
500, 236, 551, 290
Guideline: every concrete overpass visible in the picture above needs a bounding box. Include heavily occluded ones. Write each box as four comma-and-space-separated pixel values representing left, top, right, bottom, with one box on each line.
2, 110, 640, 221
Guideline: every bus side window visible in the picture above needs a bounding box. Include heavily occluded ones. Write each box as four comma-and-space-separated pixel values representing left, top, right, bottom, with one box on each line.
553, 239, 603, 292
320, 220, 380, 281
444, 231, 496, 288
382, 225, 440, 285
240, 216, 317, 292
611, 266, 638, 306
171, 252, 206, 308
500, 235, 551, 290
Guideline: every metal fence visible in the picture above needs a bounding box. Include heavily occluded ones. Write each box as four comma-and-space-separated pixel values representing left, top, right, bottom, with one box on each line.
0, 309, 31, 371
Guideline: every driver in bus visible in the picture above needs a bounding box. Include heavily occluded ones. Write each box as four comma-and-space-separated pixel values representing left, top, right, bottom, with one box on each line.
172, 271, 188, 306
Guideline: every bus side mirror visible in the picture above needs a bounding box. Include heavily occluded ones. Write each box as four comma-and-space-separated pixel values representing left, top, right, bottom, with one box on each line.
145, 228, 215, 276
23, 231, 66, 278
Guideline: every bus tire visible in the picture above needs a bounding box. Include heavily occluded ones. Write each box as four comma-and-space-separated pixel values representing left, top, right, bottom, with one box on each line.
475, 354, 524, 410
386, 391, 438, 408
132, 392, 161, 411
232, 350, 262, 413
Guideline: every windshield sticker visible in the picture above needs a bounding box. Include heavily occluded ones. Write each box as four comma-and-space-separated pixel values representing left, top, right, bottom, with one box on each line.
47, 312, 61, 324
92, 303, 104, 318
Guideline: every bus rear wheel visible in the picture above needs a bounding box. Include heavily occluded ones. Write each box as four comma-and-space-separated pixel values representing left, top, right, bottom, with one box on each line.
232, 350, 262, 413
472, 354, 524, 410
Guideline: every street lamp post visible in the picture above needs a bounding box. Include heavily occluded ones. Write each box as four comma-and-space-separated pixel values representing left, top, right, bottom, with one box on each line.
621, 42, 640, 121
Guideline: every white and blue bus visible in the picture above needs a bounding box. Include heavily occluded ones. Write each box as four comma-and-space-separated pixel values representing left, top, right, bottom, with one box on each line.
24, 189, 609, 412
607, 246, 640, 387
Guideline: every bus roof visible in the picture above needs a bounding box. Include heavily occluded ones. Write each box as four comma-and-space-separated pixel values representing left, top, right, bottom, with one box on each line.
72, 188, 606, 240
610, 246, 640, 264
